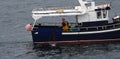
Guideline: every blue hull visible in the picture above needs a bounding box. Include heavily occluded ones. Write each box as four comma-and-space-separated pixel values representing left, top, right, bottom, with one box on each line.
31, 21, 120, 45
32, 27, 120, 44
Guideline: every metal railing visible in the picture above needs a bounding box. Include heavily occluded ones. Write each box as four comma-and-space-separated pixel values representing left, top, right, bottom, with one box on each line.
34, 22, 120, 32
80, 23, 120, 31
33, 6, 75, 11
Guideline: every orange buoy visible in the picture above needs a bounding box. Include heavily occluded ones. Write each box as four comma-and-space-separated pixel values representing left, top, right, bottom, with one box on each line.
25, 24, 32, 31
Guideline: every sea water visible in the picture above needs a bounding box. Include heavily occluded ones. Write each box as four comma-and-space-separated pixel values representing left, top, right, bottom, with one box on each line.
0, 0, 120, 59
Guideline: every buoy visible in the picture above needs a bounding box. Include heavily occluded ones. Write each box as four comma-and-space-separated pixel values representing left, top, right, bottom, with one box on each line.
25, 24, 32, 31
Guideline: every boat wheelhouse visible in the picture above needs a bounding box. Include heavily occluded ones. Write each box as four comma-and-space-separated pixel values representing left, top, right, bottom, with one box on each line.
30, 0, 120, 46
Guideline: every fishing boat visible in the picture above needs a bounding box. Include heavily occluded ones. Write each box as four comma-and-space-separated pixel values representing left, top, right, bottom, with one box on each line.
26, 0, 120, 46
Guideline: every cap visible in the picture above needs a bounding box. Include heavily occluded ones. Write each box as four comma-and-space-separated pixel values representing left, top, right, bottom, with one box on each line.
62, 18, 65, 21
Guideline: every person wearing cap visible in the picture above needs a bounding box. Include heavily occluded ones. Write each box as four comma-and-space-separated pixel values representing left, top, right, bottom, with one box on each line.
61, 18, 69, 32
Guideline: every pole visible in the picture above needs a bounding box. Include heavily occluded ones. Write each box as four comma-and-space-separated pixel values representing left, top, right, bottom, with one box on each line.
31, 20, 37, 31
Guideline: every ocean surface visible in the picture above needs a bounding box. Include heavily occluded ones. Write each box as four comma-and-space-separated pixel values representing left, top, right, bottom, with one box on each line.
0, 0, 120, 59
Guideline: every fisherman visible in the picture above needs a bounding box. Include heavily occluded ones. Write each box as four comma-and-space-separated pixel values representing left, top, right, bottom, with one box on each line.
61, 18, 69, 32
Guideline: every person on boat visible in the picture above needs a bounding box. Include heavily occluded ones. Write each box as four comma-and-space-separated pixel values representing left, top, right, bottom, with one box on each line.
61, 18, 69, 32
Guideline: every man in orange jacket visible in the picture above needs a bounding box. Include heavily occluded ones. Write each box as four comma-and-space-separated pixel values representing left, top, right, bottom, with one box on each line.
61, 18, 69, 32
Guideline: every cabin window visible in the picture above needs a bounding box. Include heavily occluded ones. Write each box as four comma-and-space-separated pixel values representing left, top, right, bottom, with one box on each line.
97, 11, 102, 19
103, 10, 107, 18
86, 2, 92, 7
96, 10, 108, 19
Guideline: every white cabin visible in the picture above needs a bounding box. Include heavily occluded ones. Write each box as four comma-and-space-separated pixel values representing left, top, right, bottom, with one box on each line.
32, 0, 110, 24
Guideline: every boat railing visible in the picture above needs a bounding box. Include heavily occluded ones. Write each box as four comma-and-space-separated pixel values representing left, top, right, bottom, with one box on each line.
63, 23, 120, 32
33, 6, 75, 11
34, 22, 120, 32
80, 23, 120, 31
36, 22, 78, 26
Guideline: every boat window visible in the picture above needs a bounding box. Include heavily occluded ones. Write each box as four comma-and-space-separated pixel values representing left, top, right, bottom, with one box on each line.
85, 2, 92, 7
103, 10, 107, 18
96, 10, 107, 19
97, 11, 102, 19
